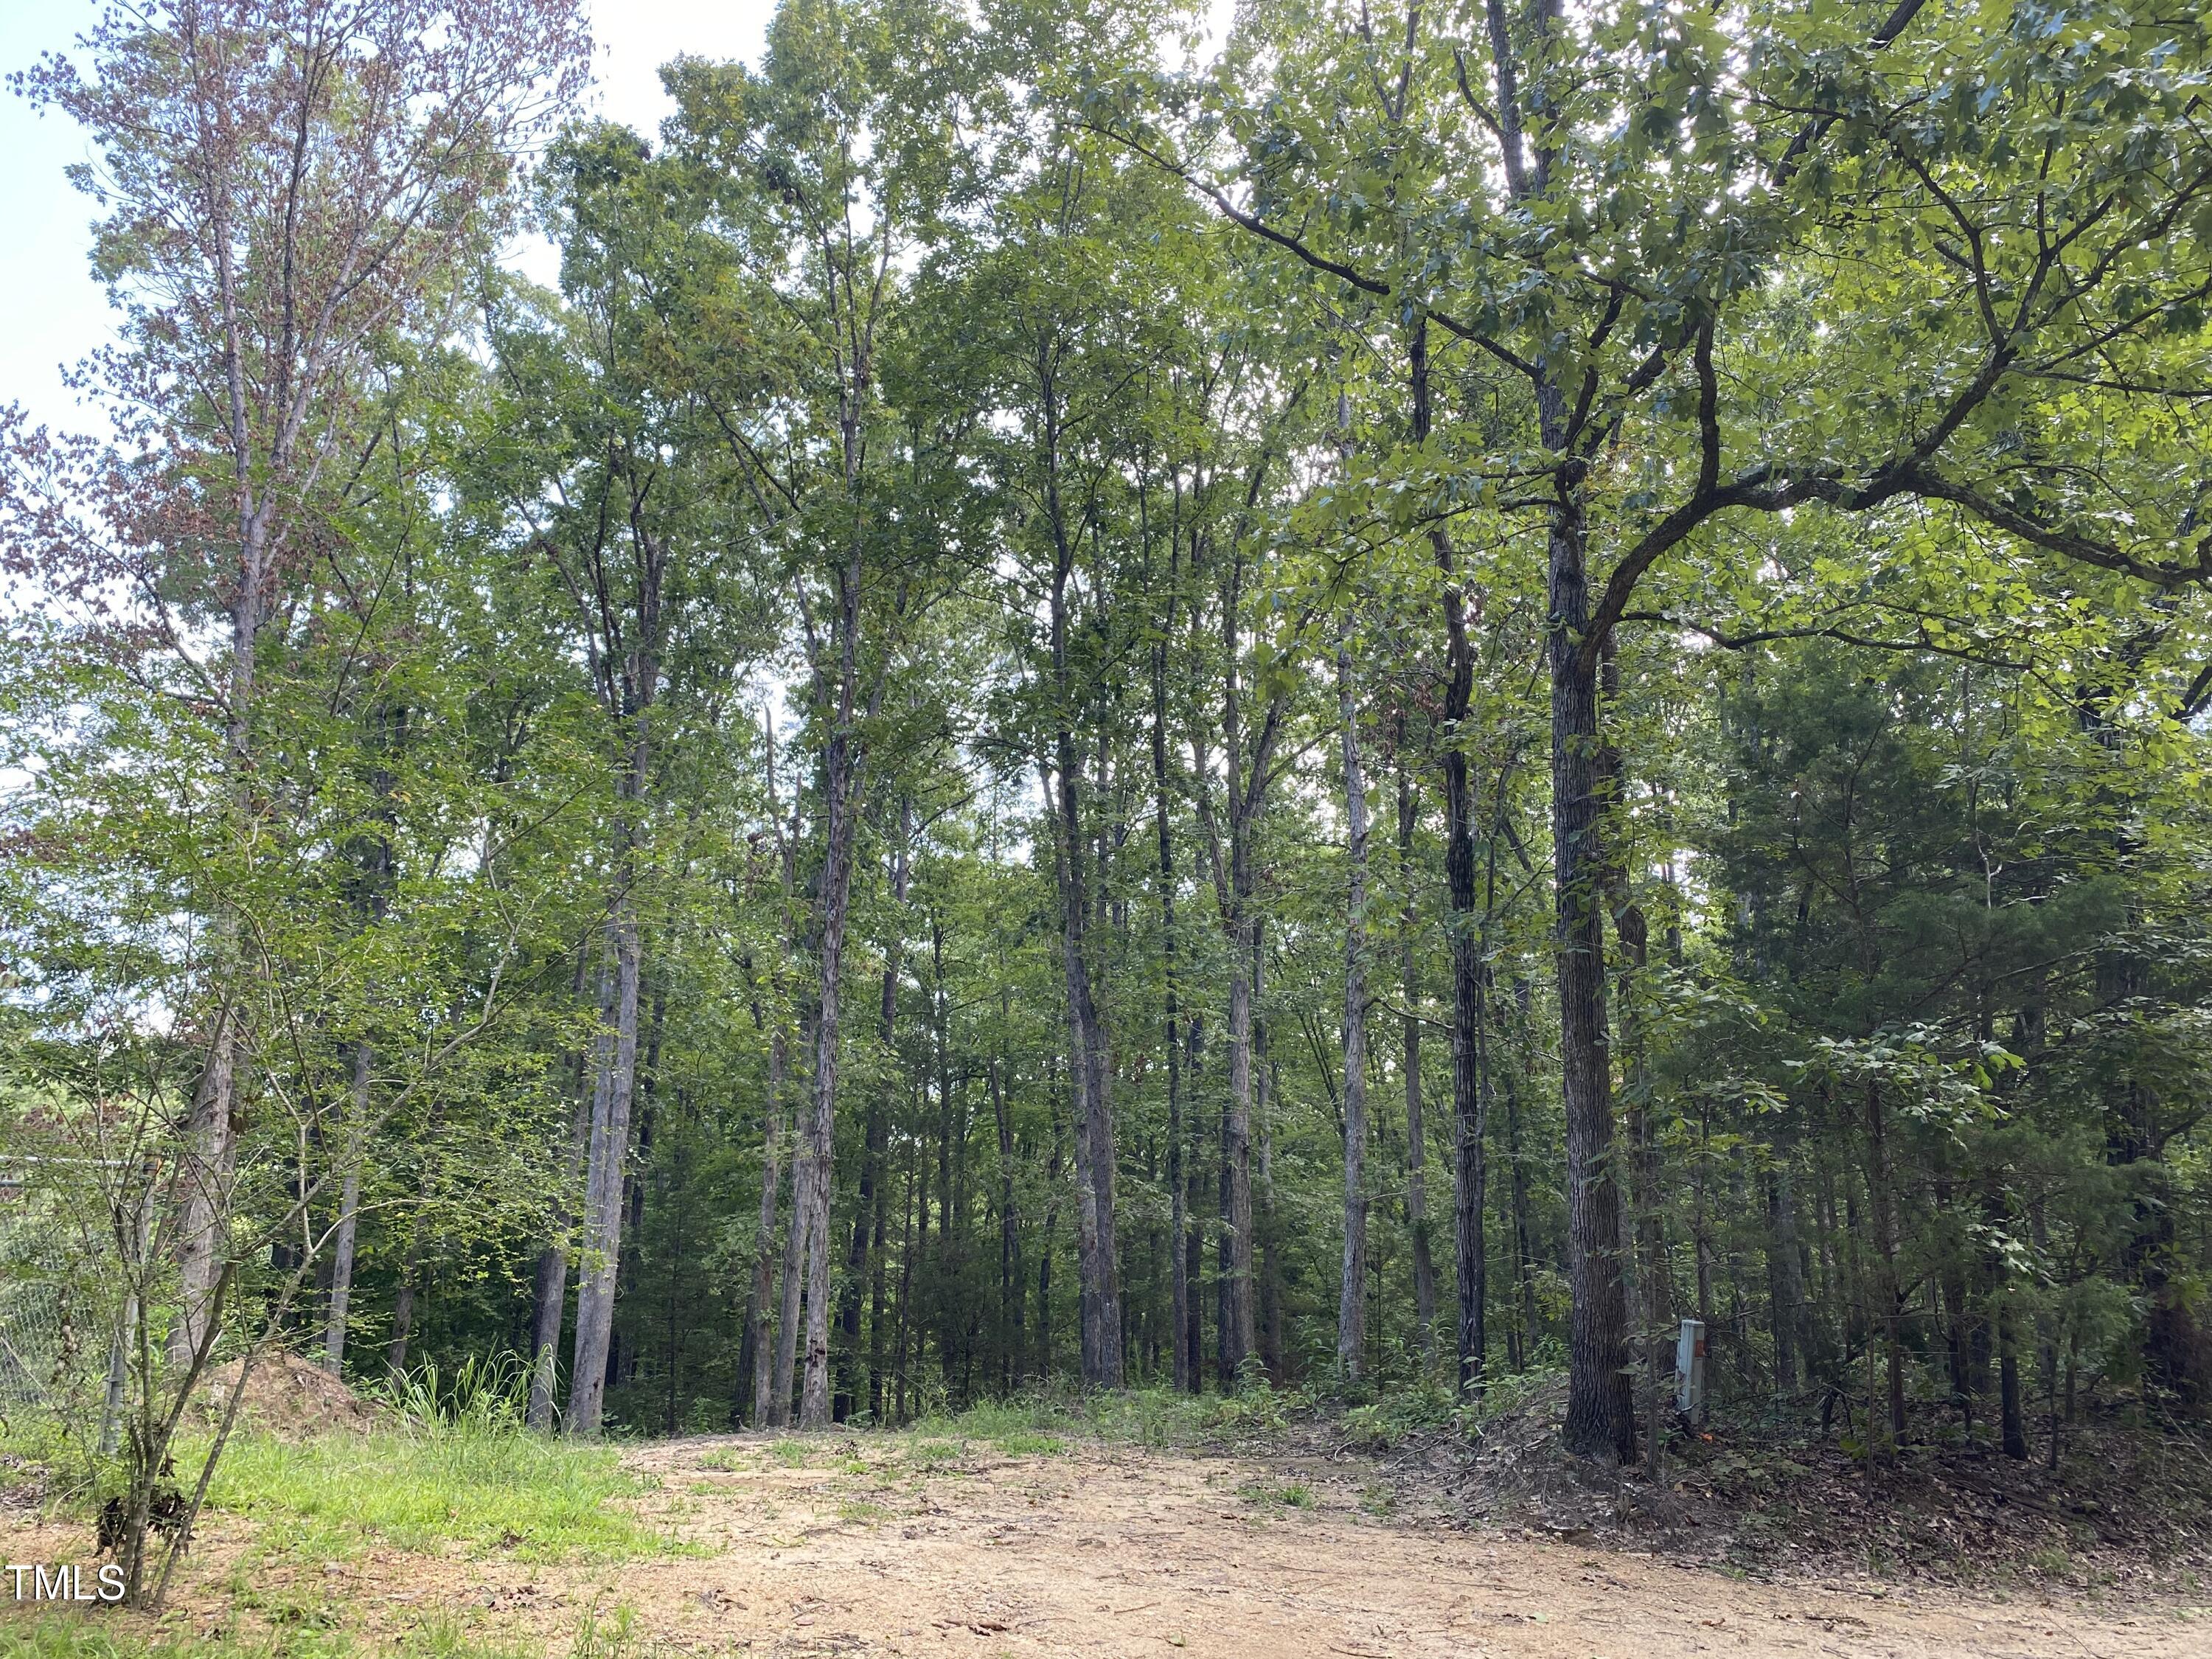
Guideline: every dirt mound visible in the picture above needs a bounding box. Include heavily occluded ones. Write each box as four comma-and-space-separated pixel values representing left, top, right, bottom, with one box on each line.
195, 1350, 381, 1439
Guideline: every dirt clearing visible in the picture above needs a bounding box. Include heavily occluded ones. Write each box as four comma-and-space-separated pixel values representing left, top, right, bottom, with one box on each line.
606, 1436, 2206, 1657
333, 1435, 2212, 1656
10, 1431, 2205, 1657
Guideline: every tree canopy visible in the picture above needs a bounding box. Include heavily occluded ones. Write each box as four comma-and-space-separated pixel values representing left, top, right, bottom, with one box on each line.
4, 0, 2210, 1549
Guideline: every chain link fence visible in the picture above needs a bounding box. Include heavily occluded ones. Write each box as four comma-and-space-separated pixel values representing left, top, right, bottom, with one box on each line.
0, 1158, 111, 1428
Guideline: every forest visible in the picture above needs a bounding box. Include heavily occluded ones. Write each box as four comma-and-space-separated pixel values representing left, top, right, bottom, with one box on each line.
3, 0, 2211, 1618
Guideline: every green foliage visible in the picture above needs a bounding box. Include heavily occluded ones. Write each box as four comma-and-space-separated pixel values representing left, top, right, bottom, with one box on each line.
198, 1427, 674, 1562
5, 0, 2211, 1519
371, 1356, 537, 1441
1240, 1477, 1316, 1509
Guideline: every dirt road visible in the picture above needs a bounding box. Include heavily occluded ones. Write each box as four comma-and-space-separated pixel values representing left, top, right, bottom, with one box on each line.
10, 1432, 2200, 1657
554, 1436, 2193, 1658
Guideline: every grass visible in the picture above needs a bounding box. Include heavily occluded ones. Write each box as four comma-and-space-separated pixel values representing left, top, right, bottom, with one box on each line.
198, 1425, 672, 1565
905, 1385, 1217, 1453
0, 1608, 659, 1659
1240, 1478, 1318, 1509
0, 1619, 349, 1659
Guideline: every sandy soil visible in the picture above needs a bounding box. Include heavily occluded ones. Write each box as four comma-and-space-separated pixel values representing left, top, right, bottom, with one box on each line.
7, 1433, 2204, 1658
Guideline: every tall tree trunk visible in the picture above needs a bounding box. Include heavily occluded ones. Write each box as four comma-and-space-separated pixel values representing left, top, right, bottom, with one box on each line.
1223, 939, 1257, 1380
1550, 484, 1636, 1461
1039, 1110, 1063, 1376
1407, 314, 1491, 1401
613, 974, 669, 1391
793, 686, 869, 1427
1598, 660, 1666, 1465
871, 1069, 892, 1421
1450, 903, 1489, 1400
172, 1006, 238, 1367
990, 1048, 1020, 1391
322, 1040, 369, 1377
531, 948, 602, 1431
840, 812, 908, 1419
1256, 936, 1284, 1382
171, 497, 269, 1368
1035, 346, 1123, 1391
1470, 7, 1639, 1453
745, 1026, 787, 1427
1336, 642, 1372, 1381
1505, 982, 1540, 1363
1187, 504, 1287, 1388
1397, 742, 1437, 1362
894, 1137, 917, 1421
386, 1259, 418, 1381
567, 882, 644, 1436
1152, 540, 1192, 1394
1044, 743, 1122, 1388
1184, 1013, 1207, 1388
768, 1018, 813, 1430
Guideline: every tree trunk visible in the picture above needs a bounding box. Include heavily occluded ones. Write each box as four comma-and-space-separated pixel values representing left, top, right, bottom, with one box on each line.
1039, 1111, 1063, 1375
567, 883, 644, 1436
386, 1264, 417, 1381
1336, 642, 1372, 1381
2000, 1307, 2029, 1459
1256, 934, 1284, 1382
785, 662, 869, 1427
531, 952, 602, 1432
745, 1026, 788, 1427
322, 1040, 369, 1377
1035, 349, 1122, 1391
1045, 742, 1123, 1388
1505, 983, 1540, 1363
840, 813, 908, 1419
1184, 1013, 1207, 1388
990, 1048, 1020, 1390
1397, 743, 1436, 1364
172, 1006, 238, 1367
171, 509, 268, 1368
1222, 941, 1258, 1380
768, 1092, 808, 1427
1153, 560, 1192, 1394
1408, 313, 1491, 1402
871, 1062, 892, 1421
1549, 483, 1637, 1461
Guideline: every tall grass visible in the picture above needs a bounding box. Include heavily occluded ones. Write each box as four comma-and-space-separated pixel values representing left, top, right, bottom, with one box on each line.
905, 1385, 1225, 1452
369, 1353, 535, 1440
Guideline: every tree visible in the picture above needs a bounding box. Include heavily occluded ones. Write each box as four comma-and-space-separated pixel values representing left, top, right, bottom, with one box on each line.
1098, 0, 2212, 1457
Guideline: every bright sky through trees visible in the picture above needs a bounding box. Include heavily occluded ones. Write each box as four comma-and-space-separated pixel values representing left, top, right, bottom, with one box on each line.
0, 1, 776, 434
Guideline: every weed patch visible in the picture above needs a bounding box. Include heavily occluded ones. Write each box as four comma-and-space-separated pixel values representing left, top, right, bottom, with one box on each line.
203, 1427, 671, 1562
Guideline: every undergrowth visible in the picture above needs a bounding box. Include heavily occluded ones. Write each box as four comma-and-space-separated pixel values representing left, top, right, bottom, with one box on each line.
0, 1605, 670, 1659
206, 1357, 673, 1563
204, 1425, 667, 1563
